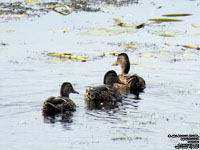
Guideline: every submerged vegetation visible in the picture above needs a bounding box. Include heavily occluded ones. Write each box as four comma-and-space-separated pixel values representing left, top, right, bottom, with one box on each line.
0, 0, 139, 18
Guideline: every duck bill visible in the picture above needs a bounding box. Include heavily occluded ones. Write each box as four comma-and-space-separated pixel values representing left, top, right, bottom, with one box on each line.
112, 61, 118, 66
72, 89, 79, 94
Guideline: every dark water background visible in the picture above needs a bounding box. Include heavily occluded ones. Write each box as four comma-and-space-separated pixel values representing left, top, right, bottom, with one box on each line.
0, 0, 200, 149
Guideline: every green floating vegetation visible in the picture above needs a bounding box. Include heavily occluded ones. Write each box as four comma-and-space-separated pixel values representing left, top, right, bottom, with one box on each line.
162, 13, 192, 17
81, 28, 137, 36
48, 52, 88, 61
148, 18, 183, 22
152, 30, 185, 37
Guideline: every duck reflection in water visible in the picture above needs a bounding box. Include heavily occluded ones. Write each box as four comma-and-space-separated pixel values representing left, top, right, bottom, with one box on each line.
43, 112, 74, 124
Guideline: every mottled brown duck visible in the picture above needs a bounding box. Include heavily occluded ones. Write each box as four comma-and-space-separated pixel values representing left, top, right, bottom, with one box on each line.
112, 53, 146, 96
42, 82, 79, 116
85, 70, 122, 110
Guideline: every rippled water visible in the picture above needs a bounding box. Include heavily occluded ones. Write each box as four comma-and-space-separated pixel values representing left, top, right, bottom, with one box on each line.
0, 0, 200, 149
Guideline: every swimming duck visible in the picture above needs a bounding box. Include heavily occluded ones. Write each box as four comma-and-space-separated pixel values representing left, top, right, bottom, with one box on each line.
85, 70, 122, 110
42, 82, 79, 116
112, 53, 146, 96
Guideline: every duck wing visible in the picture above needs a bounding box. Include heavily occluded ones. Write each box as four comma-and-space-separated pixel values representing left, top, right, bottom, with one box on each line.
119, 74, 146, 90
42, 96, 76, 115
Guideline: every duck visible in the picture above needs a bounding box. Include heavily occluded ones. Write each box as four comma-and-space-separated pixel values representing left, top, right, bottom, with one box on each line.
112, 53, 146, 96
42, 82, 79, 116
85, 70, 122, 110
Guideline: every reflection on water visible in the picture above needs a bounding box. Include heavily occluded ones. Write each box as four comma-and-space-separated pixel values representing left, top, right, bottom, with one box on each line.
43, 112, 74, 124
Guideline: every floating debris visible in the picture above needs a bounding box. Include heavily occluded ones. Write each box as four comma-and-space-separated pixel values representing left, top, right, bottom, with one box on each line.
0, 14, 25, 18
143, 54, 153, 58
25, 0, 38, 3
81, 28, 137, 36
136, 23, 146, 29
103, 52, 121, 56
100, 6, 117, 12
0, 42, 8, 46
113, 17, 123, 23
48, 5, 72, 15
148, 18, 183, 22
0, 29, 15, 33
164, 42, 171, 46
192, 24, 200, 28
179, 45, 200, 50
57, 29, 69, 33
152, 30, 185, 37
162, 13, 192, 17
47, 52, 88, 61
181, 52, 195, 55
112, 17, 134, 28
122, 44, 136, 49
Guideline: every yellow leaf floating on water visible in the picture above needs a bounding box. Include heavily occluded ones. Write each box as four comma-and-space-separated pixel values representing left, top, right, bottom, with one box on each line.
81, 28, 136, 36
162, 14, 192, 17
148, 18, 183, 22
48, 53, 88, 61
152, 30, 185, 37
118, 22, 134, 28
0, 29, 15, 33
25, 0, 38, 3
112, 18, 134, 28
101, 6, 116, 12
151, 51, 170, 55
181, 45, 200, 50
103, 52, 121, 56
143, 54, 153, 58
192, 24, 200, 28
48, 5, 72, 15
113, 18, 123, 23
0, 14, 25, 18
181, 52, 194, 55
122, 44, 136, 49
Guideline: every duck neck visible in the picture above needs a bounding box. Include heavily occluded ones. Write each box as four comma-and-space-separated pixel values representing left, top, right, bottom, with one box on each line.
60, 90, 69, 98
121, 61, 130, 74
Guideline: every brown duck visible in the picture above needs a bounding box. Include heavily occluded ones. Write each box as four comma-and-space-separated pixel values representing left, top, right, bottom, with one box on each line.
85, 70, 122, 110
112, 53, 146, 96
42, 82, 79, 116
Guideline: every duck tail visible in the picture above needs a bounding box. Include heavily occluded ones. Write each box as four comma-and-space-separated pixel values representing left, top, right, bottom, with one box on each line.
42, 102, 59, 115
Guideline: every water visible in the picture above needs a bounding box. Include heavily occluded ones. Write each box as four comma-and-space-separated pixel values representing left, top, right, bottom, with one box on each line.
0, 0, 200, 149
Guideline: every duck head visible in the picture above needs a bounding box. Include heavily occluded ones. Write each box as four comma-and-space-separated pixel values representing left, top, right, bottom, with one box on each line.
60, 82, 79, 98
112, 53, 130, 74
103, 70, 121, 86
